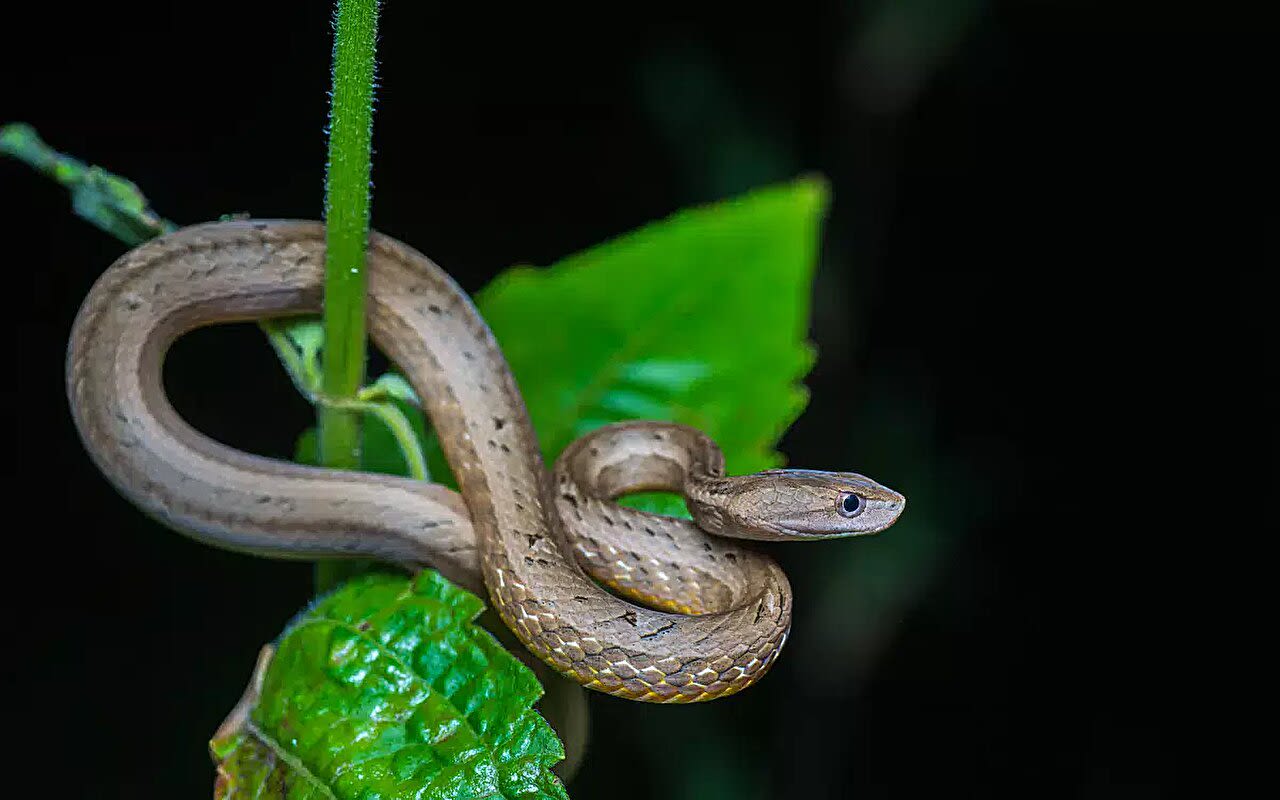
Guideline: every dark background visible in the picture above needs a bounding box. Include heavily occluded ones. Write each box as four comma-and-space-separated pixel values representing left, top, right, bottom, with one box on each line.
2, 2, 1262, 797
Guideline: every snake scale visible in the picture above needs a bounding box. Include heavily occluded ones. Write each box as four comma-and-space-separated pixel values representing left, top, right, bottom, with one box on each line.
67, 220, 905, 703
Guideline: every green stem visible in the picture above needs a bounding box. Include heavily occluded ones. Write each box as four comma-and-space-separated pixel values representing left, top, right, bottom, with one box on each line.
316, 0, 381, 590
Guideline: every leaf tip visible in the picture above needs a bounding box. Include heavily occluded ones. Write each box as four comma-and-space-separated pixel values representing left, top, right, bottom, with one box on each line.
792, 172, 831, 217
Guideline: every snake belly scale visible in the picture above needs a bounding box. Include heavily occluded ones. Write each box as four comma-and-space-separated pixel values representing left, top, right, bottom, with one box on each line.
67, 220, 905, 703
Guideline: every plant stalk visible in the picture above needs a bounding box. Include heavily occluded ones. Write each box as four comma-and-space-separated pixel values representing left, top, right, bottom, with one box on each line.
316, 0, 381, 589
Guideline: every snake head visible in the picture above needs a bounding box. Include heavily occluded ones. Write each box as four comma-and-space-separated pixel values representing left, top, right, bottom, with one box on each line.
712, 469, 906, 540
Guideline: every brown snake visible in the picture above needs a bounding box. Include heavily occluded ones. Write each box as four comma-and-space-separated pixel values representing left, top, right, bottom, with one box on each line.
67, 220, 905, 703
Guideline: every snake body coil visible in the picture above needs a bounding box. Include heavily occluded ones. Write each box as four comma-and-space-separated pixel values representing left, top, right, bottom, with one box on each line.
67, 221, 904, 702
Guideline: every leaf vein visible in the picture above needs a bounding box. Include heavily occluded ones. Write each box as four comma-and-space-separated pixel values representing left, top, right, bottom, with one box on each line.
244, 720, 339, 800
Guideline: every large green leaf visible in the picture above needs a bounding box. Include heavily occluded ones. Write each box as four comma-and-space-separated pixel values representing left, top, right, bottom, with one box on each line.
478, 178, 825, 474
212, 572, 568, 800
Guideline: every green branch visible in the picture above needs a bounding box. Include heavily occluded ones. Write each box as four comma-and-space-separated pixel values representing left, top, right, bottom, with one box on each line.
0, 123, 175, 244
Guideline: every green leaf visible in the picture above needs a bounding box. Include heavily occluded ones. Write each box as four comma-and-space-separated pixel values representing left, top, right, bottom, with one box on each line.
479, 178, 823, 472
212, 572, 568, 800
477, 177, 826, 514
261, 317, 327, 400
362, 372, 423, 407
282, 319, 327, 369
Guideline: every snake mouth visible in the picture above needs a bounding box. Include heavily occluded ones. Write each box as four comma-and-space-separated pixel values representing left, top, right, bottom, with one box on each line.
769, 524, 882, 540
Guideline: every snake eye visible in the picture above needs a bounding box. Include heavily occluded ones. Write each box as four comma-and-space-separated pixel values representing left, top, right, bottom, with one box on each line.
838, 492, 864, 517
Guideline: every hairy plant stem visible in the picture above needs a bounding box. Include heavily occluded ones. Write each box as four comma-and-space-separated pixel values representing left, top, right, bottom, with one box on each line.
316, 0, 381, 590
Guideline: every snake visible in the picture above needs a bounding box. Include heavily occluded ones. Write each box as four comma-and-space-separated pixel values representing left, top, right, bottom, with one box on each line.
66, 220, 905, 703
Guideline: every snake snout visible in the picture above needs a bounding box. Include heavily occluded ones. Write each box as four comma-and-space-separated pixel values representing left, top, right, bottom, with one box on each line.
725, 469, 906, 540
